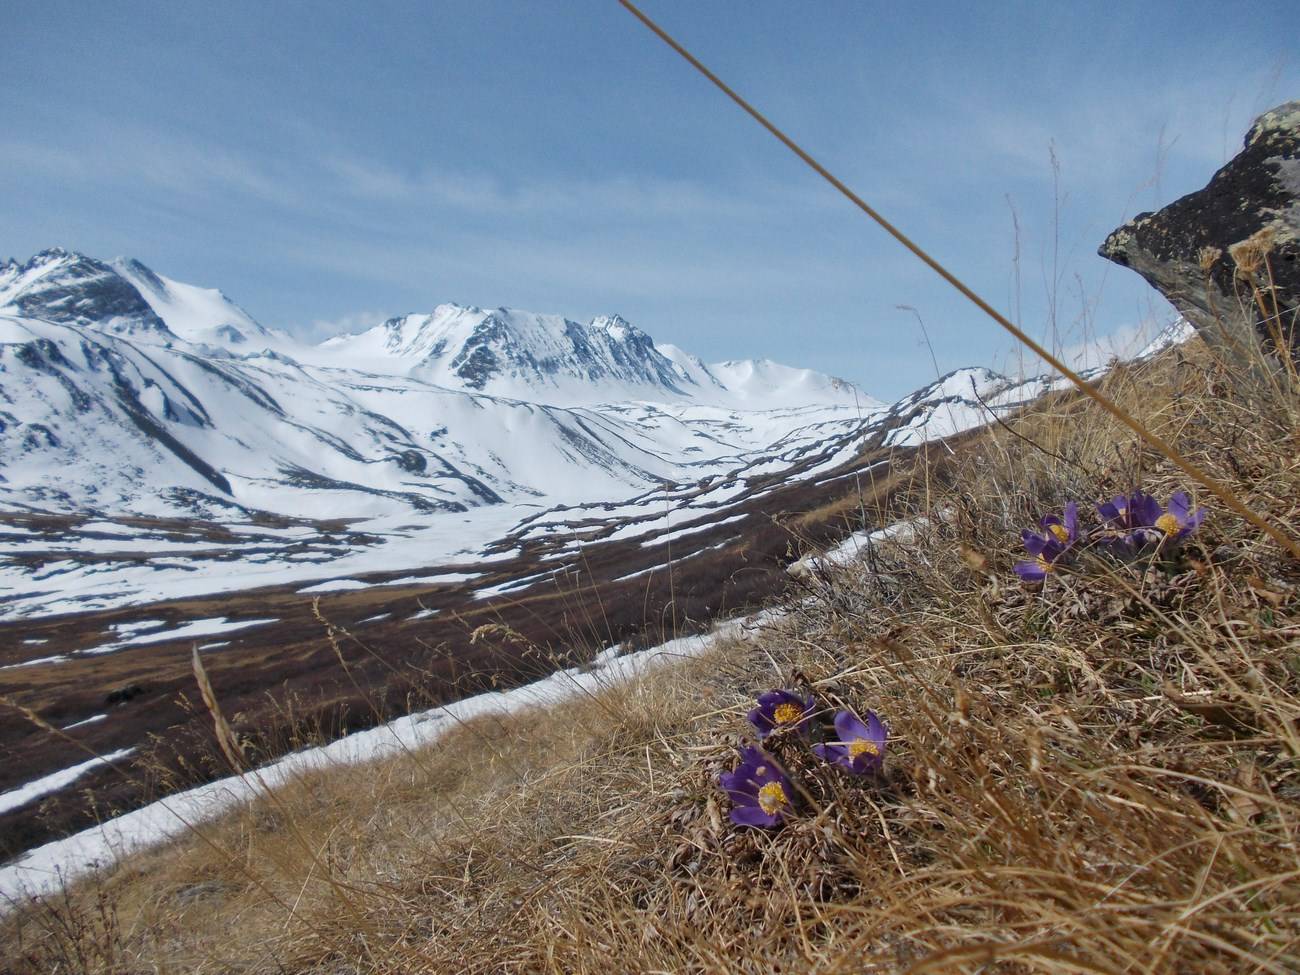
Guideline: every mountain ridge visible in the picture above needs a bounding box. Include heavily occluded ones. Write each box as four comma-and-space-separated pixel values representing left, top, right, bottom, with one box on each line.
0, 249, 877, 522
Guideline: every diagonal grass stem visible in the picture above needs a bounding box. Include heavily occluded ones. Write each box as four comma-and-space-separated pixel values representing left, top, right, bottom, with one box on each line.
616, 0, 1300, 561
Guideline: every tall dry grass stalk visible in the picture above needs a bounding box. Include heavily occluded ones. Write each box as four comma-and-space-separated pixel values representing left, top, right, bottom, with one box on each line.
616, 0, 1300, 564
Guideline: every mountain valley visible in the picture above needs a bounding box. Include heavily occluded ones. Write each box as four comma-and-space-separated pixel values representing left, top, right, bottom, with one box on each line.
1, 249, 1094, 861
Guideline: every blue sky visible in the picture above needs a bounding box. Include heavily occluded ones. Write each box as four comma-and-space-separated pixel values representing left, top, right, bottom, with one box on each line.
2, 1, 1296, 398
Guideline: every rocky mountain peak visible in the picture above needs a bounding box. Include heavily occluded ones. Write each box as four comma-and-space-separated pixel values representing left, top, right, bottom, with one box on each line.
591, 313, 639, 338
1248, 101, 1300, 149
30, 246, 74, 264
0, 249, 172, 336
344, 304, 693, 401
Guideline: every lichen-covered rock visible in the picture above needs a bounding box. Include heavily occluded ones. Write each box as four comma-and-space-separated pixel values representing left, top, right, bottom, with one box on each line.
1100, 101, 1299, 361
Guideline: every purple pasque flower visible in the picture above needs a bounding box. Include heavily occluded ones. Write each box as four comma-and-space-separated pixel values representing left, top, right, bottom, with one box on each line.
718, 745, 795, 827
1098, 490, 1207, 551
747, 689, 815, 739
1097, 490, 1160, 532
812, 710, 888, 775
1153, 491, 1209, 543
1013, 501, 1080, 582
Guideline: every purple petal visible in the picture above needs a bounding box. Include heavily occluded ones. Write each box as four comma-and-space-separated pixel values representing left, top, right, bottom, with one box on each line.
746, 706, 772, 735
719, 772, 757, 799
1134, 492, 1161, 528
815, 745, 854, 771
1022, 533, 1048, 557
834, 710, 872, 742
1063, 501, 1079, 538
864, 710, 888, 746
1119, 530, 1142, 550
1097, 498, 1123, 523
1014, 560, 1046, 581
812, 742, 845, 763
1124, 529, 1158, 550
730, 805, 779, 827
1167, 492, 1191, 524
848, 753, 882, 776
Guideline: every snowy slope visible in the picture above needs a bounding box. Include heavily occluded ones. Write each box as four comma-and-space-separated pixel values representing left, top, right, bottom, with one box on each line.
0, 249, 872, 521
112, 257, 282, 351
312, 305, 871, 409
0, 249, 1182, 621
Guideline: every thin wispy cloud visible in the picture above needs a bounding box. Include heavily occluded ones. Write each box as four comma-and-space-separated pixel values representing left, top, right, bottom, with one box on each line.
320, 154, 838, 221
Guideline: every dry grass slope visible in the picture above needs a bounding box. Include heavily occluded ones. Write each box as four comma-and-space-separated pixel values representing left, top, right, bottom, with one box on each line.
5, 327, 1300, 972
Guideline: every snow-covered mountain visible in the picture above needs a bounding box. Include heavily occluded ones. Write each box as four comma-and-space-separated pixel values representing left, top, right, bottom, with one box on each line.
0, 249, 874, 520
317, 306, 693, 404
0, 248, 273, 349
0, 247, 1169, 625
311, 305, 854, 409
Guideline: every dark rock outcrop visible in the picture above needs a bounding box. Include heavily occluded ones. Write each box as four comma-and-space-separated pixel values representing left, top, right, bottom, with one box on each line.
1100, 101, 1299, 361
1, 248, 172, 335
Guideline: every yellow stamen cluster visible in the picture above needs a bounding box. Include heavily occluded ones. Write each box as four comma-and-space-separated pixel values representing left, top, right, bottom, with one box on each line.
757, 781, 788, 815
1155, 513, 1180, 537
848, 739, 880, 759
1048, 523, 1070, 543
773, 702, 804, 725
1036, 555, 1054, 573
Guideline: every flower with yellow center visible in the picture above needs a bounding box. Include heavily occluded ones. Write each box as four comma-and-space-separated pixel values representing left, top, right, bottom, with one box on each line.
773, 702, 803, 725
748, 690, 813, 738
1155, 512, 1181, 536
757, 781, 788, 815
813, 709, 888, 775
719, 745, 795, 827
848, 739, 880, 760
1014, 502, 1079, 584
1098, 490, 1207, 554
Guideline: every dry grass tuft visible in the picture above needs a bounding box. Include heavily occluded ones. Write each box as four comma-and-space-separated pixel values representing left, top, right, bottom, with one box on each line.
4, 332, 1299, 973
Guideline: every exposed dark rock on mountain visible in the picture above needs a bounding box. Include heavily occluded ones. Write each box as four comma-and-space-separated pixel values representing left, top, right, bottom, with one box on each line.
1100, 101, 1299, 362
1, 248, 171, 335
371, 306, 694, 396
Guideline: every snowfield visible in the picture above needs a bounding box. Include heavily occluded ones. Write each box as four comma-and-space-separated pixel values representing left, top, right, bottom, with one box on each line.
0, 249, 1135, 624
0, 249, 899, 619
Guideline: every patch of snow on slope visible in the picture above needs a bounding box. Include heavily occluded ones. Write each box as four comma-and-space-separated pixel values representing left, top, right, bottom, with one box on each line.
0, 609, 780, 905
296, 579, 370, 593
83, 617, 278, 654
0, 750, 135, 817
60, 714, 107, 731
